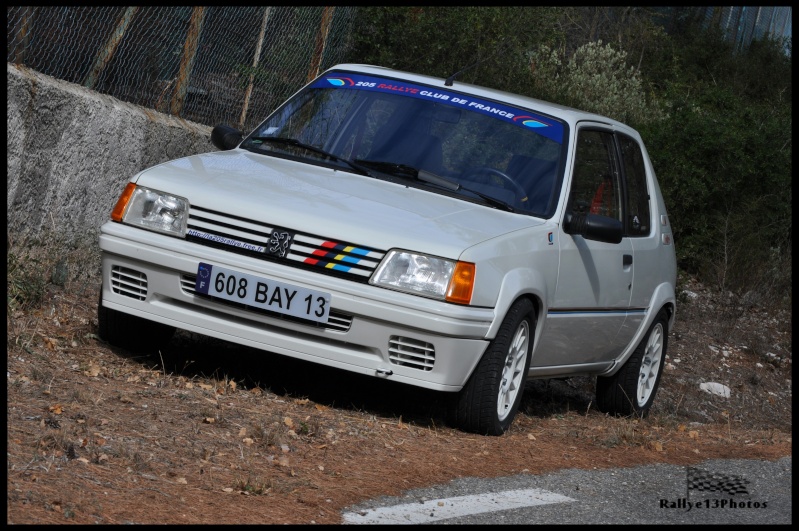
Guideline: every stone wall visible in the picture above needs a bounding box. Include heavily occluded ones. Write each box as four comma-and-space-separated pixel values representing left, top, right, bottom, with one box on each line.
7, 63, 215, 244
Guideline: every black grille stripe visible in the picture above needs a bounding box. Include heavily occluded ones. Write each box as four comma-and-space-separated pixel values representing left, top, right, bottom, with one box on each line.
187, 205, 386, 282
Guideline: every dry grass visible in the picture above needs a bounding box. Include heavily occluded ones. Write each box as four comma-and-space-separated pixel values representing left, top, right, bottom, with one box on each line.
6, 242, 792, 524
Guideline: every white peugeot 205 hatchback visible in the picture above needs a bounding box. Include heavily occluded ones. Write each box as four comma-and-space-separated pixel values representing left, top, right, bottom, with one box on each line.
99, 63, 677, 435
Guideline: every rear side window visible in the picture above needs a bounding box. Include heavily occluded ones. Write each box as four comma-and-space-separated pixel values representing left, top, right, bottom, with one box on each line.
618, 134, 651, 237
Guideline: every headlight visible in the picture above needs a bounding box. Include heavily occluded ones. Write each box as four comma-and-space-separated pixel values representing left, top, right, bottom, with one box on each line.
111, 183, 189, 237
370, 250, 475, 304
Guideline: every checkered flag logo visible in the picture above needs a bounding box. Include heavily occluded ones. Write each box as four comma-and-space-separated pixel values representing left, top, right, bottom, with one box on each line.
687, 467, 750, 496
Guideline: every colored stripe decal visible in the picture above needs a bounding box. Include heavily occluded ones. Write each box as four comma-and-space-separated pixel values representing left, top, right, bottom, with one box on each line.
309, 244, 372, 263
335, 254, 362, 264
346, 246, 371, 256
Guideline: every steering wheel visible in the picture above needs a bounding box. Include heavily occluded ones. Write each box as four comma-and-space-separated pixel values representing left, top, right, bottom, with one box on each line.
461, 166, 529, 206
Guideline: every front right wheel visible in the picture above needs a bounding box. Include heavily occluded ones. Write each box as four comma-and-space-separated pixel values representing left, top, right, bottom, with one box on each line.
596, 307, 669, 417
448, 298, 535, 435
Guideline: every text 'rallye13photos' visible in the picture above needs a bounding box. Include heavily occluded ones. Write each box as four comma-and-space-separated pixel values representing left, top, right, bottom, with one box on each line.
99, 64, 677, 435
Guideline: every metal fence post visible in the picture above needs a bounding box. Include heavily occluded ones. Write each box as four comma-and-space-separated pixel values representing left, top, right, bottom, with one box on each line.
84, 7, 140, 90
170, 6, 207, 117
306, 6, 335, 84
10, 6, 35, 65
239, 7, 273, 131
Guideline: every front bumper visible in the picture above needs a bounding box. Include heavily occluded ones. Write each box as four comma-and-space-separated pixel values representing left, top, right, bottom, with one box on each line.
99, 222, 495, 391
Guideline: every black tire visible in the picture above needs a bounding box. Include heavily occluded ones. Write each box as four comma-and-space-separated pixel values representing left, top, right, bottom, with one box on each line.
449, 298, 535, 435
596, 307, 669, 417
97, 287, 175, 352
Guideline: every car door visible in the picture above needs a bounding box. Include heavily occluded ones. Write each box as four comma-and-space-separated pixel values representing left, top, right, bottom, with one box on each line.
614, 132, 658, 347
532, 125, 633, 369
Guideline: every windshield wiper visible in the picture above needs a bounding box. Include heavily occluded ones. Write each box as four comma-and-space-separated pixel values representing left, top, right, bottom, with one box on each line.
456, 183, 515, 212
249, 136, 372, 176
353, 159, 458, 189
353, 159, 514, 212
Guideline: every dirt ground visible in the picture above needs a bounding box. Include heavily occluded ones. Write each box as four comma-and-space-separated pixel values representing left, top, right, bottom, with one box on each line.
6, 273, 792, 524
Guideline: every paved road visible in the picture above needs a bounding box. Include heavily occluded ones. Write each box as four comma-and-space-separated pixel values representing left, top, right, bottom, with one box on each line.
342, 457, 791, 524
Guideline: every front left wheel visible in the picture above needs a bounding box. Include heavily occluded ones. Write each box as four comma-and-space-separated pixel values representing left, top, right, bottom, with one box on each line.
448, 298, 535, 435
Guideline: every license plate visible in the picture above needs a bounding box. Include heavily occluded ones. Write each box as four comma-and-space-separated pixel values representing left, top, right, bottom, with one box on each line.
194, 262, 331, 323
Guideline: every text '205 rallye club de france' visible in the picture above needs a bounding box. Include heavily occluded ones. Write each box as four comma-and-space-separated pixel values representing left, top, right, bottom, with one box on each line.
99, 64, 677, 435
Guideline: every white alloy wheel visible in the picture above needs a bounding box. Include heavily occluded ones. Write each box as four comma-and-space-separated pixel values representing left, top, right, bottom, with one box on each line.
450, 298, 535, 435
498, 320, 530, 421
636, 321, 664, 406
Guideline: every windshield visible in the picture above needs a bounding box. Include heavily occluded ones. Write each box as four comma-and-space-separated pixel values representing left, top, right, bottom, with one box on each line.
241, 71, 568, 217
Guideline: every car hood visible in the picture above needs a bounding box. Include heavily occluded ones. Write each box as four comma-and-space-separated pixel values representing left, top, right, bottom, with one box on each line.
135, 150, 544, 258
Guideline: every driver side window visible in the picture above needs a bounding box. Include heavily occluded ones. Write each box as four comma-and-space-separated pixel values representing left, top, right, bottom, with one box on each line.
569, 129, 621, 220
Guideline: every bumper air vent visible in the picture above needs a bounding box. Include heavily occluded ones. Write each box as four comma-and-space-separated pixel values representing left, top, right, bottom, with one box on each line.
388, 336, 435, 371
110, 265, 148, 301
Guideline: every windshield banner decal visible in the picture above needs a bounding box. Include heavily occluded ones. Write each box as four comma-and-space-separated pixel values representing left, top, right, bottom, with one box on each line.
312, 73, 564, 144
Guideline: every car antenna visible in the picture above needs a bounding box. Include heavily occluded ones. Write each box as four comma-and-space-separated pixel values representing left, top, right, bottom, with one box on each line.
445, 60, 480, 87
444, 39, 511, 87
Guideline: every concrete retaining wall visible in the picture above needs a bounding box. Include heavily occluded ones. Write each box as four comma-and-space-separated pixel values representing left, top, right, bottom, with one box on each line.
7, 63, 216, 243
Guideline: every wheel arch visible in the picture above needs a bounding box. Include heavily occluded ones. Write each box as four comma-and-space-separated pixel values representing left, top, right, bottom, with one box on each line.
455, 286, 542, 393
485, 268, 545, 341
456, 267, 544, 387
600, 281, 676, 377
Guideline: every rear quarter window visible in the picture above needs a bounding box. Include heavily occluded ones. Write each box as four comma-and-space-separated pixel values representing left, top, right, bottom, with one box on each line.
618, 134, 651, 237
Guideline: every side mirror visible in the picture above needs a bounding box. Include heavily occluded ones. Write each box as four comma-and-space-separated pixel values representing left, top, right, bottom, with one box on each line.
211, 124, 243, 151
564, 211, 623, 244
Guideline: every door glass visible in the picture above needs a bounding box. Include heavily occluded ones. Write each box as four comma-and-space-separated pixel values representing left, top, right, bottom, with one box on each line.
569, 129, 621, 220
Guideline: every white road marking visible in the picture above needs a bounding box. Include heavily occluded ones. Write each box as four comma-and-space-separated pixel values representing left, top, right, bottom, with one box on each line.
342, 487, 575, 525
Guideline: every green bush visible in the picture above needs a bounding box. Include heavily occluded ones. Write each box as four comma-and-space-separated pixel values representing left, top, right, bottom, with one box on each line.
638, 30, 791, 305
527, 40, 663, 125
348, 6, 562, 94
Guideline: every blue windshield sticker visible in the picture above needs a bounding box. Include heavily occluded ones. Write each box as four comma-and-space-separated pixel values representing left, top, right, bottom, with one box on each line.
312, 73, 564, 144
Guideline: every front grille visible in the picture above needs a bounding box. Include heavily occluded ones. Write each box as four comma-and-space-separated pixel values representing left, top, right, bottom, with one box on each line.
186, 205, 386, 282
111, 265, 147, 300
388, 336, 435, 371
180, 274, 352, 332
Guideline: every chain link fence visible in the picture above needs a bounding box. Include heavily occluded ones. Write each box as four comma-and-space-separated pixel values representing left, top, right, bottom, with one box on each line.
7, 6, 357, 132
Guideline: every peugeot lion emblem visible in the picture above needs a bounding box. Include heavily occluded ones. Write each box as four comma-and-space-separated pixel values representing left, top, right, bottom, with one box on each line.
268, 231, 292, 258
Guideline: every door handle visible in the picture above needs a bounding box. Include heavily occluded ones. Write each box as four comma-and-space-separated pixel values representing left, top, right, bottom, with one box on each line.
623, 254, 633, 266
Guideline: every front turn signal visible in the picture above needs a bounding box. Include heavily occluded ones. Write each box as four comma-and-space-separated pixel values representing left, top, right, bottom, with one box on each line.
111, 182, 137, 222
446, 261, 475, 304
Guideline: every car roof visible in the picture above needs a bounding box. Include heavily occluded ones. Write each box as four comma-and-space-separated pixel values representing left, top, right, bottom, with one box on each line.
324, 63, 637, 134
